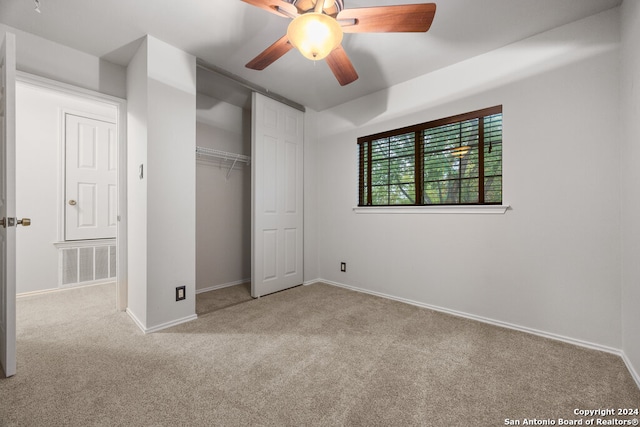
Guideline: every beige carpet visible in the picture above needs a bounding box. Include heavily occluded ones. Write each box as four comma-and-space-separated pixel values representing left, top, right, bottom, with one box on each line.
1, 282, 638, 426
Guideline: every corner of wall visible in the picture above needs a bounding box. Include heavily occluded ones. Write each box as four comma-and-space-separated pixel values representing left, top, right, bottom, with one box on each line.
125, 37, 149, 327
620, 0, 640, 391
126, 35, 197, 331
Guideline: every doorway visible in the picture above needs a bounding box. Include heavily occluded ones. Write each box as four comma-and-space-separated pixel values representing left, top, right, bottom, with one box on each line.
14, 74, 126, 308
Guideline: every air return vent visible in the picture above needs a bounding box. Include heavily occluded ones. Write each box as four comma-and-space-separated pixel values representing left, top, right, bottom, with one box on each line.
59, 242, 116, 287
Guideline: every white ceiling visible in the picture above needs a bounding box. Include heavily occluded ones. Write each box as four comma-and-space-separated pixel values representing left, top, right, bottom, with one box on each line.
0, 0, 622, 111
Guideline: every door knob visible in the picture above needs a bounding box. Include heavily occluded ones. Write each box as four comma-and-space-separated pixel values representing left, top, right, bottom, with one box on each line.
68, 200, 77, 206
17, 218, 31, 227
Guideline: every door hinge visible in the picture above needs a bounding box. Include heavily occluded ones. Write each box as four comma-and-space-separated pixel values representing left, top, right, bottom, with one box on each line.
1, 217, 16, 228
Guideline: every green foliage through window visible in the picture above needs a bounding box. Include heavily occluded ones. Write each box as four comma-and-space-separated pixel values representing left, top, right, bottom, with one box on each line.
358, 106, 502, 206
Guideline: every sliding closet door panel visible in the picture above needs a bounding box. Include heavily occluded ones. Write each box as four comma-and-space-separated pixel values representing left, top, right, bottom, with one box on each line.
251, 92, 303, 298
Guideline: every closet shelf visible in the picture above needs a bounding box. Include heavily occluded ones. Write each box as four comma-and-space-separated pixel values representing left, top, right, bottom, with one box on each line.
196, 146, 250, 179
196, 146, 251, 165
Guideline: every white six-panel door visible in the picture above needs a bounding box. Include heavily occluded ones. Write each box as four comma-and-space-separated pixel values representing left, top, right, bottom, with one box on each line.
0, 32, 17, 378
251, 93, 304, 298
65, 114, 117, 241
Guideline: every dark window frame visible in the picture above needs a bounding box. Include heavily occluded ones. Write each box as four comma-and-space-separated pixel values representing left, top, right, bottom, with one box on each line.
358, 105, 503, 207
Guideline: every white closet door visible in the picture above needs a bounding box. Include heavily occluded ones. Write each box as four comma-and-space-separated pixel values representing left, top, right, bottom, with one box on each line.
251, 92, 304, 298
0, 32, 17, 378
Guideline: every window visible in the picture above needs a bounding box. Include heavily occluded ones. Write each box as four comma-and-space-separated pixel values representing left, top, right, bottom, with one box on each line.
358, 106, 502, 206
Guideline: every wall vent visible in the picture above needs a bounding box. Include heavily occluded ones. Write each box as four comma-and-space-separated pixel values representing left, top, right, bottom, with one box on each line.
59, 243, 116, 287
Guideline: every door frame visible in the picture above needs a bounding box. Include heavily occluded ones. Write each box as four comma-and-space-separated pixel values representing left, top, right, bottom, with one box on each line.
16, 72, 128, 311
1, 31, 17, 378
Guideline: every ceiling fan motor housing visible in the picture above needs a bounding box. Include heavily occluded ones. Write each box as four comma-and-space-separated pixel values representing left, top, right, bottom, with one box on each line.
288, 0, 344, 13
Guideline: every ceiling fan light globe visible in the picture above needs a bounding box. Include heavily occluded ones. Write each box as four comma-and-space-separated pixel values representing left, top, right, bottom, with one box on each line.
287, 12, 343, 61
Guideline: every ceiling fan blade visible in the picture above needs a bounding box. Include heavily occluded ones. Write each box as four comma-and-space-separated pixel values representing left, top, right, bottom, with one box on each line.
241, 0, 299, 18
246, 35, 294, 70
337, 3, 436, 33
325, 45, 358, 86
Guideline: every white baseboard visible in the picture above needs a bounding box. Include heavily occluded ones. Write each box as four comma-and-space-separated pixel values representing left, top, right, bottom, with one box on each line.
125, 308, 146, 333
17, 281, 116, 298
126, 308, 198, 334
145, 314, 198, 334
196, 278, 250, 294
313, 278, 624, 356
621, 352, 640, 390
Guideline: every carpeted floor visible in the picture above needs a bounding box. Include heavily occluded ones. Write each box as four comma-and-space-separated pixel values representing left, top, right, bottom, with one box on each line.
1, 282, 638, 426
196, 282, 253, 316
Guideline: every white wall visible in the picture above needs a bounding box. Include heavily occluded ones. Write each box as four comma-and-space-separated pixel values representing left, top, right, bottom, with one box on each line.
195, 94, 251, 291
0, 24, 125, 99
126, 38, 149, 324
314, 9, 622, 349
620, 0, 640, 386
127, 36, 197, 331
15, 82, 117, 294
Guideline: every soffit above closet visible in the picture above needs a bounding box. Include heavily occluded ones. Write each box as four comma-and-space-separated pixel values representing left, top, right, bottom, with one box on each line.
197, 67, 253, 110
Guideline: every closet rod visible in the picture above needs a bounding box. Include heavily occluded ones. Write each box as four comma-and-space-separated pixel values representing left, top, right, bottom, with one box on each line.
196, 59, 306, 113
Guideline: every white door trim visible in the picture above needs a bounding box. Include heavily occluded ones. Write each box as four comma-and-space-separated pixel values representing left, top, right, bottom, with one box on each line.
16, 72, 128, 311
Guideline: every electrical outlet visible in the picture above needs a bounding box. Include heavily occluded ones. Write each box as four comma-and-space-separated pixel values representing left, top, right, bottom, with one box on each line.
340, 262, 346, 272
176, 286, 186, 301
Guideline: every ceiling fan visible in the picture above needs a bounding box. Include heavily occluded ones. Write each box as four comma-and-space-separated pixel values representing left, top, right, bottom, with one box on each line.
242, 0, 436, 86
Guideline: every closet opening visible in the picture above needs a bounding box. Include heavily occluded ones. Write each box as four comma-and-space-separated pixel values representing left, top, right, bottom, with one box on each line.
195, 65, 253, 313
195, 61, 306, 308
